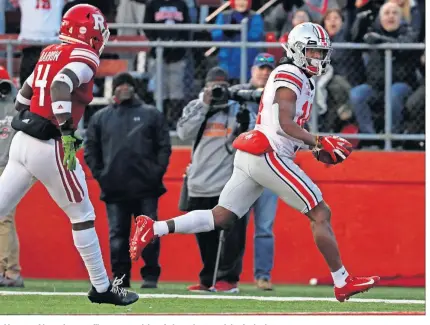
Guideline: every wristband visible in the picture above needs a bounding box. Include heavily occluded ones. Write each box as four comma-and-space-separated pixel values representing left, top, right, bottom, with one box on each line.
16, 92, 31, 105
52, 101, 72, 114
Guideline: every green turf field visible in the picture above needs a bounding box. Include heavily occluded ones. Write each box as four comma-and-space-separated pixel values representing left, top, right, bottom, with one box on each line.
0, 280, 425, 314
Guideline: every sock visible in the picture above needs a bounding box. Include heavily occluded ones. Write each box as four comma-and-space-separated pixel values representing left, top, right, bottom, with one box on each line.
72, 227, 110, 293
153, 221, 169, 236
331, 266, 349, 288
153, 210, 215, 236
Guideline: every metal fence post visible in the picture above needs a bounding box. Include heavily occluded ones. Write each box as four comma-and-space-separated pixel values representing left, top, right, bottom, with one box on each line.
6, 42, 13, 78
155, 45, 164, 113
310, 103, 319, 134
240, 18, 248, 84
384, 49, 393, 150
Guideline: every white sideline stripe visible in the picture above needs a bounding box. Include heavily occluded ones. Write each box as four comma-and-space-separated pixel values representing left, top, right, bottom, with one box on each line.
0, 291, 424, 305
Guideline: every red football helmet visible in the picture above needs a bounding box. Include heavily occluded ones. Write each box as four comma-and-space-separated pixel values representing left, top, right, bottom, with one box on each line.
59, 4, 110, 56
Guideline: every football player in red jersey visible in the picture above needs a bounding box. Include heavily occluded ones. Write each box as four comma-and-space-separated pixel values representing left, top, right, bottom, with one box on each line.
0, 4, 138, 306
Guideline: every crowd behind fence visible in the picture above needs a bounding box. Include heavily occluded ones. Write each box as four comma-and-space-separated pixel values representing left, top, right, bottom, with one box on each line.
0, 21, 425, 150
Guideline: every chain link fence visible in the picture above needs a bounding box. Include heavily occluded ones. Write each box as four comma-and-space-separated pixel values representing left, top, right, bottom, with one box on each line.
312, 46, 425, 150
0, 22, 425, 150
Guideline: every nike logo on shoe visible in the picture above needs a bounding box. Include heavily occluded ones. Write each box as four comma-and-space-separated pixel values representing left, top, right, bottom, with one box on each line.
140, 229, 151, 243
353, 279, 375, 287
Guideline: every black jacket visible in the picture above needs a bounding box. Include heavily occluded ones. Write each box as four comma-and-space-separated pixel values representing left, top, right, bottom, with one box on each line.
363, 21, 418, 90
84, 97, 172, 203
328, 27, 366, 87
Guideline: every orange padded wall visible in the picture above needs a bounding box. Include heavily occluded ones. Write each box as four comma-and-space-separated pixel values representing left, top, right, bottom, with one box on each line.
15, 149, 424, 285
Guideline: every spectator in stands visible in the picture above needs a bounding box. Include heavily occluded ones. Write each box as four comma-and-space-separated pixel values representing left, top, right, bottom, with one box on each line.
115, 0, 147, 37
63, 0, 116, 15
304, 0, 342, 22
350, 1, 418, 136
316, 8, 357, 133
0, 66, 23, 287
10, 0, 67, 85
144, 0, 191, 129
267, 9, 311, 63
322, 8, 364, 87
264, 0, 305, 40
84, 72, 171, 289
403, 51, 425, 150
350, 0, 384, 41
177, 67, 254, 293
211, 0, 264, 84
113, 0, 148, 70
229, 53, 278, 291
388, 0, 421, 32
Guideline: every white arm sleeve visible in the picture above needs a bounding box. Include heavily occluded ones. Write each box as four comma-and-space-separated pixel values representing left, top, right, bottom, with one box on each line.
25, 71, 34, 87
62, 62, 94, 87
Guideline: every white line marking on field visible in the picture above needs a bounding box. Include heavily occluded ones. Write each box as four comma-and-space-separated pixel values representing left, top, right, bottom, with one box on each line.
0, 291, 424, 305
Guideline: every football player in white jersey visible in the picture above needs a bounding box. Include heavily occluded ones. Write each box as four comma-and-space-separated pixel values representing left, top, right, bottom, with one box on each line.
130, 22, 380, 302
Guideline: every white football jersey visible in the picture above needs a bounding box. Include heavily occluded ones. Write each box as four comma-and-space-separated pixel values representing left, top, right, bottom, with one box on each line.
14, 0, 65, 42
255, 63, 315, 158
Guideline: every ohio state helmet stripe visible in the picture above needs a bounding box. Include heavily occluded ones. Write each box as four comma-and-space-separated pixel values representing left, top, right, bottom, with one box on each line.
316, 25, 328, 46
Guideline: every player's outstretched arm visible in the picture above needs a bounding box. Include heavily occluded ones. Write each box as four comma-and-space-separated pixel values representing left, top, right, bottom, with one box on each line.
15, 73, 34, 111
274, 87, 317, 148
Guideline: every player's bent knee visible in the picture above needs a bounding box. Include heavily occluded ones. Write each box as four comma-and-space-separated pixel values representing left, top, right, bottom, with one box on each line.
307, 201, 331, 223
212, 206, 238, 230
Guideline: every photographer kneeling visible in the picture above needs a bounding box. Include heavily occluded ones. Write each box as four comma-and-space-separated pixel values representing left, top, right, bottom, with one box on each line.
177, 67, 254, 293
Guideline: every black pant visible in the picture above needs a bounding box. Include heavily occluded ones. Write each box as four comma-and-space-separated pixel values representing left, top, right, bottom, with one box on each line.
20, 46, 43, 84
188, 196, 247, 287
106, 197, 161, 284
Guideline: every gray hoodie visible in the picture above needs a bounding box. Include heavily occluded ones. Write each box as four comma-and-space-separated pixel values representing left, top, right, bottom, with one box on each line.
0, 81, 17, 168
177, 94, 255, 197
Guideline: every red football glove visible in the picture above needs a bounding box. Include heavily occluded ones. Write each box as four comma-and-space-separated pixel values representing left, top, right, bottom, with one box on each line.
316, 135, 352, 163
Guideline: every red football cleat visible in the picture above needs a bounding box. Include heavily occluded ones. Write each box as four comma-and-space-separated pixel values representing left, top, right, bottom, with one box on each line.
209, 281, 239, 293
130, 215, 155, 261
187, 284, 210, 292
334, 275, 380, 302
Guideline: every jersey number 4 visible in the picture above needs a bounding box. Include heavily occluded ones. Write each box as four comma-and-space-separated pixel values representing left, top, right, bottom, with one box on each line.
35, 64, 51, 107
35, 0, 51, 9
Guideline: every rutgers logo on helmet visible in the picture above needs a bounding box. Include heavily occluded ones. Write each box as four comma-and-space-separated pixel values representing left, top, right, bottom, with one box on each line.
281, 22, 332, 76
59, 4, 110, 56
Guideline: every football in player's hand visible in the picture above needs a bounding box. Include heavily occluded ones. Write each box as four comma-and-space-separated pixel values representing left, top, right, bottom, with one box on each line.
312, 146, 353, 165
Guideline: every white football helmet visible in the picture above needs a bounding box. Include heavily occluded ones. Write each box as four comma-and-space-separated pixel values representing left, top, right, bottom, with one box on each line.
281, 22, 332, 76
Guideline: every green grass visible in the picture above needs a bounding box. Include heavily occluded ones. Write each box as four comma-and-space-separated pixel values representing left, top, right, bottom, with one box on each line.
0, 280, 425, 315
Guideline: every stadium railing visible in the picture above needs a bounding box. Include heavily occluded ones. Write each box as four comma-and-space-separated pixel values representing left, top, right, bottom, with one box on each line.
0, 20, 425, 150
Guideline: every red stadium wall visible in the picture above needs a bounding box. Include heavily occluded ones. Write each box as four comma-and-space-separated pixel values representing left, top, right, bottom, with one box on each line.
15, 149, 425, 286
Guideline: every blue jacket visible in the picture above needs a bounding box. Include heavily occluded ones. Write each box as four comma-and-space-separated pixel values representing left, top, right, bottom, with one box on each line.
212, 10, 264, 80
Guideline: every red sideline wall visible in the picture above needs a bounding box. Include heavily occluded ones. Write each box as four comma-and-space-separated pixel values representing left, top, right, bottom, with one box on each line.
15, 149, 425, 285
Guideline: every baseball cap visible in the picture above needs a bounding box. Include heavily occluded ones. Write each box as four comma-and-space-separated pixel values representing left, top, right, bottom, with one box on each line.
253, 53, 276, 69
205, 67, 229, 83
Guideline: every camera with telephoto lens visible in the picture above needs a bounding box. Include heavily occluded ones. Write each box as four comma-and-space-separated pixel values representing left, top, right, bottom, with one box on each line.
0, 80, 12, 98
228, 88, 263, 103
210, 85, 264, 104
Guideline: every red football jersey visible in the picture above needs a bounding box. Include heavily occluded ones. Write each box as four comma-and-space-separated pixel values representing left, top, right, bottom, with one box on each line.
29, 43, 99, 128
